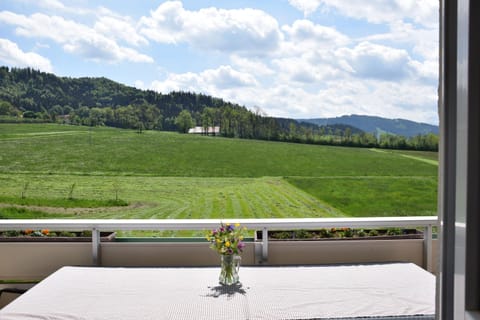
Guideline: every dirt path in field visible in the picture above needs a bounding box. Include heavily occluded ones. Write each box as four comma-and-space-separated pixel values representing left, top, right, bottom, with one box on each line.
369, 148, 438, 165
0, 202, 152, 215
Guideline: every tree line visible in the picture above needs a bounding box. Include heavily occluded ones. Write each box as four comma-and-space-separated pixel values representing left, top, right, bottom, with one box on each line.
0, 66, 438, 151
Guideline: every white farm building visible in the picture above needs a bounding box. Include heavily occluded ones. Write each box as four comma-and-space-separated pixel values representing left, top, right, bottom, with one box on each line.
188, 126, 220, 135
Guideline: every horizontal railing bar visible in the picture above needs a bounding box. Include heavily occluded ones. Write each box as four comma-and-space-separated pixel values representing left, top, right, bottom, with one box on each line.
0, 217, 438, 231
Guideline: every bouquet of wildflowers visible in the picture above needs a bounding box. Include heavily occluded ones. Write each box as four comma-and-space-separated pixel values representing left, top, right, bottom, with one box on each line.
206, 223, 246, 255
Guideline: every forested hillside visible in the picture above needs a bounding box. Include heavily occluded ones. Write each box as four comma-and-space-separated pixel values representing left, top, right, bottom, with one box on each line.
0, 67, 437, 150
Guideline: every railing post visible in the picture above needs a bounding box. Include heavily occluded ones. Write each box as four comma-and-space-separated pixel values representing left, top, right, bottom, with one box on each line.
92, 228, 101, 266
423, 224, 433, 272
262, 227, 268, 263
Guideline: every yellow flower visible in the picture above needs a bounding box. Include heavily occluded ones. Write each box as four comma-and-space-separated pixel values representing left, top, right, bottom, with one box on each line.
239, 236, 244, 240
216, 239, 221, 243
235, 223, 240, 227
225, 241, 231, 247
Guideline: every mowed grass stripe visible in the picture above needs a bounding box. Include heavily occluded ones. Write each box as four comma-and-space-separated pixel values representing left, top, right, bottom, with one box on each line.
234, 188, 258, 219
245, 182, 283, 218
227, 193, 243, 219
242, 186, 273, 218
0, 174, 338, 218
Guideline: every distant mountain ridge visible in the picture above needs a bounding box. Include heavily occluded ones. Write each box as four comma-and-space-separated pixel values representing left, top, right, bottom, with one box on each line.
298, 115, 439, 137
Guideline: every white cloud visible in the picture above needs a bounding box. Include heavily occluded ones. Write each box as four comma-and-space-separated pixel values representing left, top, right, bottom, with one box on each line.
336, 42, 413, 80
37, 0, 67, 11
352, 80, 438, 123
230, 55, 275, 76
152, 72, 200, 93
273, 21, 351, 84
408, 59, 438, 80
151, 65, 258, 94
205, 65, 259, 88
139, 1, 282, 55
287, 0, 323, 16
302, 0, 439, 28
94, 15, 148, 47
63, 38, 152, 63
134, 80, 145, 89
362, 20, 438, 61
263, 85, 314, 115
34, 42, 50, 50
31, 0, 91, 15
0, 38, 53, 72
272, 55, 342, 84
0, 11, 153, 64
358, 20, 438, 82
138, 1, 181, 44
282, 20, 350, 48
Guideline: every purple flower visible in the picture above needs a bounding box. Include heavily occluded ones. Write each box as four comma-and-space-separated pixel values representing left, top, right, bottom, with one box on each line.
237, 241, 245, 251
227, 224, 234, 231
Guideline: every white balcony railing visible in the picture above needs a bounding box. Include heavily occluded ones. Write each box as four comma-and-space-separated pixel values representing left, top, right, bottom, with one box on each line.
0, 217, 438, 271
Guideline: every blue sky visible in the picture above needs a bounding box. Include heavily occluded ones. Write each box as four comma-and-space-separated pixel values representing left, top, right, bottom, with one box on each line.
0, 0, 439, 124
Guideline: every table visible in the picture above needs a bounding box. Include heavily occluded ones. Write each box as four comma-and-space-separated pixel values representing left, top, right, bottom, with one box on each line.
0, 263, 435, 320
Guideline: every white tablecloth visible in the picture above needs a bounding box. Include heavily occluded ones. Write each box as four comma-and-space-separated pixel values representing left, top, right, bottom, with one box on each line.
0, 263, 435, 320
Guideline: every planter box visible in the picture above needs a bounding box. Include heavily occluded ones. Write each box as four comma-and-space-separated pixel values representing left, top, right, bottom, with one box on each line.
0, 232, 116, 242
256, 229, 423, 241
262, 239, 425, 266
253, 229, 436, 274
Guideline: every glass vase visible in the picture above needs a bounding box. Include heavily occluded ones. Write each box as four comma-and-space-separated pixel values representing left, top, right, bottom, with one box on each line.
219, 254, 241, 285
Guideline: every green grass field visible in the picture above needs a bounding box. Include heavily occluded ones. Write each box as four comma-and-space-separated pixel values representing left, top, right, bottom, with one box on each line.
0, 123, 438, 230
286, 176, 437, 217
